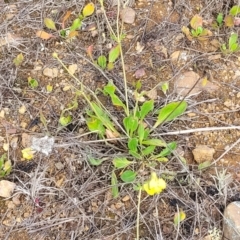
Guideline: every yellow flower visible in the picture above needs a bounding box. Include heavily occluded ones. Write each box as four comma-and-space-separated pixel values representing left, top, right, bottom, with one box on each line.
143, 172, 167, 195
21, 148, 35, 160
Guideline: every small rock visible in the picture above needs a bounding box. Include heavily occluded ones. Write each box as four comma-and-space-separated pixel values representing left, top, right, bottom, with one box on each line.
0, 109, 5, 118
68, 64, 78, 75
21, 133, 32, 148
175, 71, 202, 96
120, 7, 136, 24
43, 67, 59, 78
12, 195, 21, 206
0, 180, 16, 198
10, 136, 18, 149
223, 201, 240, 240
192, 145, 215, 163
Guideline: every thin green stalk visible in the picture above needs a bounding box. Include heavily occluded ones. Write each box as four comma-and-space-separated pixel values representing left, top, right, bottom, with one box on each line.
136, 188, 142, 240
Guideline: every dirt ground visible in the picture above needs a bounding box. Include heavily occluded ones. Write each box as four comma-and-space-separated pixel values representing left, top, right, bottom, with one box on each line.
1, 0, 240, 239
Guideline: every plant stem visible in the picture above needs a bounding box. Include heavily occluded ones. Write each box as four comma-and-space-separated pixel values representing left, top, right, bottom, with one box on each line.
136, 188, 142, 240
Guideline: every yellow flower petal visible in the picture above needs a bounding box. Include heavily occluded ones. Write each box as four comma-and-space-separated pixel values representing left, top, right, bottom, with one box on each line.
143, 172, 167, 196
22, 148, 35, 160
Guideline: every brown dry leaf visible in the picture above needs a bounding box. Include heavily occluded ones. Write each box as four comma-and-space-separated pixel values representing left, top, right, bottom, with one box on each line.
0, 180, 16, 198
181, 26, 193, 41
68, 31, 79, 39
68, 64, 78, 75
146, 88, 158, 100
224, 15, 234, 27
170, 51, 180, 62
62, 10, 72, 29
120, 7, 136, 24
190, 14, 203, 29
21, 133, 33, 148
105, 129, 120, 139
234, 17, 240, 26
36, 30, 54, 40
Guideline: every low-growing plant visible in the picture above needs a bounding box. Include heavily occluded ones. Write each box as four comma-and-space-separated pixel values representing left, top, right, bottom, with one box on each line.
182, 14, 212, 42
53, 0, 188, 202
221, 32, 240, 54
0, 153, 12, 177
36, 3, 95, 40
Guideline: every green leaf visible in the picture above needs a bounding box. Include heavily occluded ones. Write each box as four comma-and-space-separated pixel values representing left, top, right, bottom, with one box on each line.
154, 101, 187, 128
230, 5, 240, 16
28, 77, 38, 88
13, 53, 24, 66
128, 138, 138, 152
59, 115, 72, 126
158, 141, 177, 157
97, 55, 107, 69
109, 45, 120, 63
113, 157, 132, 169
142, 139, 166, 147
230, 42, 239, 52
161, 82, 169, 94
137, 123, 145, 144
88, 157, 103, 166
198, 160, 211, 170
139, 100, 154, 120
70, 18, 82, 31
229, 33, 238, 48
228, 33, 238, 52
120, 170, 136, 183
142, 145, 156, 156
216, 13, 223, 25
107, 62, 114, 70
111, 171, 119, 198
86, 117, 105, 136
155, 157, 168, 162
44, 18, 57, 30
123, 116, 138, 135
129, 150, 141, 159
103, 82, 116, 95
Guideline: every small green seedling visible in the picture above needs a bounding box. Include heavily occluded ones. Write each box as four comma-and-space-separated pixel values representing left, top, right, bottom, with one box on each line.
28, 77, 38, 88
88, 44, 121, 70
221, 33, 240, 54
224, 5, 240, 27
182, 14, 212, 41
0, 153, 12, 178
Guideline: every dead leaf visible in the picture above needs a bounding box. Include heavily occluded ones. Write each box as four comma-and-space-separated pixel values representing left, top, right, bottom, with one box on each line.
146, 88, 158, 100
224, 15, 234, 27
134, 68, 146, 79
170, 51, 180, 62
36, 30, 54, 40
120, 7, 136, 24
62, 10, 72, 29
68, 30, 79, 39
21, 133, 33, 148
181, 26, 193, 41
190, 15, 203, 29
68, 64, 78, 75
0, 180, 16, 198
105, 129, 120, 139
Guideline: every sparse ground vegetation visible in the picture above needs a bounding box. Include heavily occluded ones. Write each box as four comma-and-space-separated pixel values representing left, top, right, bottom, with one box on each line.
1, 0, 240, 239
